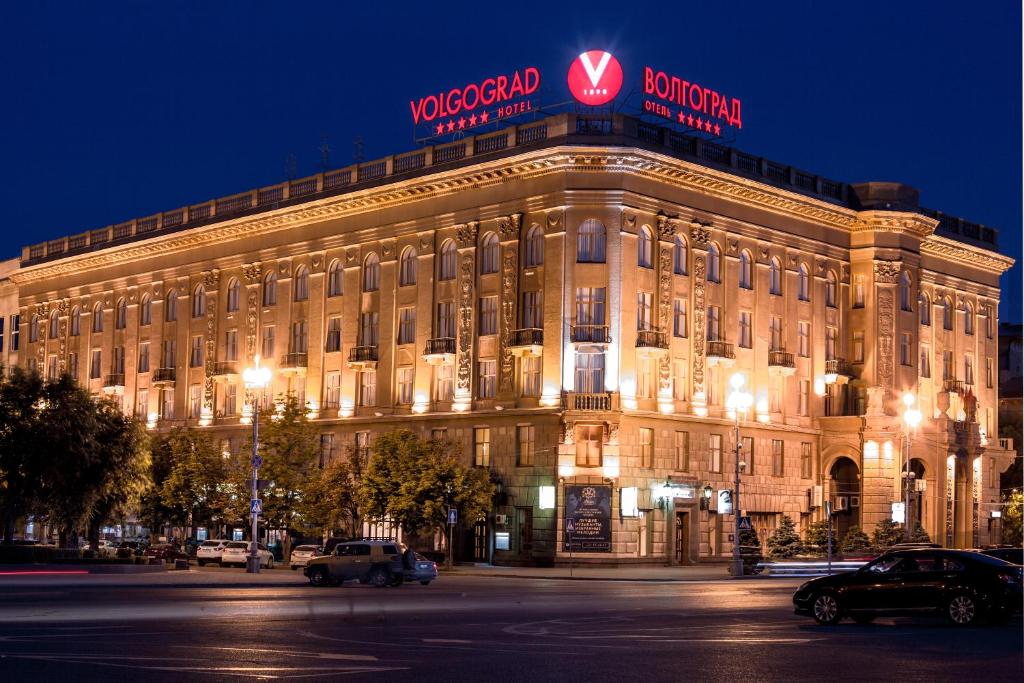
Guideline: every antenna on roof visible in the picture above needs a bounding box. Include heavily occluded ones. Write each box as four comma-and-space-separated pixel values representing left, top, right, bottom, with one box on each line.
353, 136, 364, 164
284, 153, 298, 181
318, 136, 332, 172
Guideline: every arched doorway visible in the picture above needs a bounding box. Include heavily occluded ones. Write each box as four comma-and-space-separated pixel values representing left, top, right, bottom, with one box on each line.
829, 457, 861, 541
909, 459, 927, 537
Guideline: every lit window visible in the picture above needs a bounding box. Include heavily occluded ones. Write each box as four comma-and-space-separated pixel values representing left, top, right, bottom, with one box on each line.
673, 236, 688, 275
479, 233, 499, 274
709, 434, 722, 472
577, 219, 606, 263
192, 285, 206, 318
399, 247, 417, 286
638, 226, 653, 268
769, 257, 782, 295
328, 260, 343, 296
575, 424, 603, 467
362, 253, 380, 292
226, 278, 240, 312
474, 427, 491, 467
524, 226, 544, 267
438, 240, 456, 281
517, 425, 535, 466
707, 244, 721, 283
294, 265, 309, 301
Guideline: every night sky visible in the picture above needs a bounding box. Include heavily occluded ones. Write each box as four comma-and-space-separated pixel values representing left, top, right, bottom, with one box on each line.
1, 1, 1019, 321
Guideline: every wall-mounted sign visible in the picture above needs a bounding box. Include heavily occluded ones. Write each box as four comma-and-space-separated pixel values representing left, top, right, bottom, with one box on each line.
642, 66, 743, 134
567, 50, 623, 106
717, 489, 733, 515
411, 67, 541, 137
564, 484, 611, 552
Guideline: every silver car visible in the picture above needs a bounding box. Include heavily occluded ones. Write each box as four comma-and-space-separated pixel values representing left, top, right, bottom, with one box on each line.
289, 545, 323, 570
196, 540, 231, 566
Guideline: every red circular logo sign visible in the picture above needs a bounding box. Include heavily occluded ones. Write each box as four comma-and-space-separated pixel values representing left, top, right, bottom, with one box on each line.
567, 50, 623, 106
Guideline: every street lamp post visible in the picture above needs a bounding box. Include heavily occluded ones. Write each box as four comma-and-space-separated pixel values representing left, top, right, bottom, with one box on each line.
726, 373, 753, 578
243, 355, 272, 574
902, 392, 922, 542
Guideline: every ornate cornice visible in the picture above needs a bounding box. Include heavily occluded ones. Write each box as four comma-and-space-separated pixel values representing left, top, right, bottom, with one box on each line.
852, 210, 937, 238
921, 235, 1015, 275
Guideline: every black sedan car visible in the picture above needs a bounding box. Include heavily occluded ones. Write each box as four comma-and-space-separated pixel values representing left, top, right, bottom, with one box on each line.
793, 548, 1022, 626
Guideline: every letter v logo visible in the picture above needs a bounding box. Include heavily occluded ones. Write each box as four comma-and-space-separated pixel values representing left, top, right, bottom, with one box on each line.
567, 50, 623, 107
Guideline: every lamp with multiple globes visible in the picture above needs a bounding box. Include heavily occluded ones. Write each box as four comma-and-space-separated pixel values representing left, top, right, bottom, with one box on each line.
242, 355, 272, 573
726, 373, 753, 578
901, 392, 923, 541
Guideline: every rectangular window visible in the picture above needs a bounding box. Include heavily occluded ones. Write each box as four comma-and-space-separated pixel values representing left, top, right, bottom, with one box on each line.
324, 372, 341, 408
516, 425, 535, 466
639, 427, 654, 468
742, 436, 755, 475
319, 434, 336, 468
397, 309, 415, 345
358, 313, 377, 347
739, 311, 752, 348
575, 288, 607, 326
801, 442, 812, 479
221, 330, 236, 361
574, 351, 605, 393
798, 322, 810, 358
112, 346, 125, 375
853, 331, 864, 363
853, 277, 865, 308
709, 434, 722, 473
520, 356, 541, 397
160, 388, 174, 419
825, 327, 837, 361
223, 383, 237, 415
770, 379, 781, 413
636, 292, 653, 331
474, 427, 491, 467
436, 302, 456, 338
326, 317, 342, 352
900, 333, 912, 366
397, 367, 414, 404
90, 349, 102, 379
431, 428, 447, 441
358, 370, 376, 406
11, 315, 20, 351
0, 317, 4, 352
478, 359, 497, 398
355, 431, 370, 461
769, 315, 783, 351
292, 320, 309, 353
47, 354, 58, 380
943, 351, 954, 380
433, 364, 453, 402
575, 424, 603, 467
520, 291, 543, 328
799, 380, 809, 416
706, 306, 720, 341
68, 351, 79, 379
189, 384, 202, 418
964, 355, 974, 385
674, 431, 690, 471
190, 336, 204, 367
479, 296, 498, 336
986, 357, 993, 388
136, 389, 148, 419
637, 357, 655, 399
673, 299, 688, 338
138, 342, 150, 373
921, 345, 931, 378
262, 325, 275, 358
772, 439, 785, 477
673, 359, 687, 400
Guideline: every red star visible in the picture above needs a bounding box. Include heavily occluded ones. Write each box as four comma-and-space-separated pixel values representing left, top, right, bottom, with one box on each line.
695, 117, 703, 130
469, 113, 478, 126
480, 110, 489, 123
687, 114, 694, 127
435, 123, 444, 136
713, 124, 721, 136
457, 117, 466, 129
704, 120, 712, 132
677, 110, 685, 123
446, 119, 455, 132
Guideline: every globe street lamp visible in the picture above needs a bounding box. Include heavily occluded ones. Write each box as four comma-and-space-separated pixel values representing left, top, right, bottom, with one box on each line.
726, 373, 753, 577
243, 355, 272, 573
902, 392, 923, 542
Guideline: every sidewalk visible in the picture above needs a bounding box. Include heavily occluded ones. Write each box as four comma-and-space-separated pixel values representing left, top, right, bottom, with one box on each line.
447, 563, 739, 582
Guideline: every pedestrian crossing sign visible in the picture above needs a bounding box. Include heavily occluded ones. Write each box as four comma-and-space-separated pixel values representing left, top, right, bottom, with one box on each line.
250, 499, 263, 515
738, 516, 752, 531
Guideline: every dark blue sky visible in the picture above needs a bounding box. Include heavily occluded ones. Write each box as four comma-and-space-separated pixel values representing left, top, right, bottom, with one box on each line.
1, 1, 1019, 320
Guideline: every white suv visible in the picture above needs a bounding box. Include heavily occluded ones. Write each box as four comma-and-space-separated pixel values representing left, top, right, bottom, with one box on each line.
289, 545, 323, 570
221, 541, 275, 569
196, 540, 231, 566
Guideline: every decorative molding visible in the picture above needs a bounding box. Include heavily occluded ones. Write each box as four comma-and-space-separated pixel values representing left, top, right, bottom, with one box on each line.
418, 234, 433, 253
623, 210, 638, 232
921, 236, 1016, 275
852, 210, 937, 238
456, 253, 475, 395
655, 214, 678, 243
877, 288, 895, 400
497, 212, 522, 242
657, 243, 673, 395
311, 253, 325, 273
690, 223, 711, 249
242, 262, 262, 284
246, 289, 258, 360
692, 255, 706, 394
345, 247, 359, 265
381, 239, 396, 260
499, 246, 517, 392
545, 210, 564, 234
278, 260, 290, 277
456, 221, 479, 249
562, 421, 574, 446
873, 260, 901, 284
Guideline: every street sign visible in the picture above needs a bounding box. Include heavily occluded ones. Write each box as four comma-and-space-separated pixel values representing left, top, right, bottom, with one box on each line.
250, 499, 263, 515
447, 508, 458, 526
891, 502, 906, 524
738, 516, 752, 531
251, 455, 263, 469
565, 518, 576, 534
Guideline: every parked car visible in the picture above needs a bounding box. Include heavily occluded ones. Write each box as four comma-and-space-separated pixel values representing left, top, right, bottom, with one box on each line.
289, 545, 323, 570
403, 551, 438, 585
116, 540, 148, 558
220, 542, 275, 569
793, 548, 1023, 626
304, 540, 405, 587
980, 547, 1023, 565
143, 544, 190, 563
196, 540, 232, 566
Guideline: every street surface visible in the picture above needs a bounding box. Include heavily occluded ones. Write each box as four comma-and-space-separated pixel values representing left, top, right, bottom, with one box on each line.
0, 568, 1019, 681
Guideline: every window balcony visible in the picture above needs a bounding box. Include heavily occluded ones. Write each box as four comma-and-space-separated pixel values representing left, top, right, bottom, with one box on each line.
942, 378, 963, 394
824, 358, 853, 383
102, 373, 125, 395
768, 349, 796, 377
563, 391, 620, 412
706, 340, 735, 368
279, 352, 308, 376
152, 368, 176, 386
509, 328, 543, 357
422, 337, 456, 365
210, 361, 239, 381
635, 328, 669, 358
347, 345, 379, 370
571, 324, 610, 347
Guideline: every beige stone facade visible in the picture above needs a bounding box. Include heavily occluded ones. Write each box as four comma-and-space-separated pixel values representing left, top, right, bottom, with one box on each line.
11, 113, 1015, 564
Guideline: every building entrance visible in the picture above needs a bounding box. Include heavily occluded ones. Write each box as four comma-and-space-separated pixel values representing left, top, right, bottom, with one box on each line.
674, 511, 689, 564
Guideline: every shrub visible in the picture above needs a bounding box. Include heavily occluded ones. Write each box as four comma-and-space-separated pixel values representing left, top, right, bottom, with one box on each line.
872, 519, 905, 551
803, 521, 833, 555
839, 525, 872, 554
910, 523, 931, 543
766, 515, 803, 558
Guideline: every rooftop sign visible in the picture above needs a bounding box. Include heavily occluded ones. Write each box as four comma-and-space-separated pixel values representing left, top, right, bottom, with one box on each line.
409, 67, 541, 137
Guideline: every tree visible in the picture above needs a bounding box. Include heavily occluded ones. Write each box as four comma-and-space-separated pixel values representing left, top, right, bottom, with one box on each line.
153, 427, 227, 540
802, 521, 833, 556
910, 523, 931, 543
1002, 489, 1023, 546
0, 367, 46, 544
839, 525, 871, 554
766, 515, 803, 558
300, 445, 366, 541
872, 519, 905, 551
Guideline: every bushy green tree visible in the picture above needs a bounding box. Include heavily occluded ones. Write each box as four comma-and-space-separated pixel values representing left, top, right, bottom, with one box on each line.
803, 521, 833, 556
872, 519, 905, 551
0, 367, 46, 544
766, 515, 803, 558
152, 427, 227, 539
300, 445, 366, 540
839, 525, 871, 554
1002, 490, 1022, 545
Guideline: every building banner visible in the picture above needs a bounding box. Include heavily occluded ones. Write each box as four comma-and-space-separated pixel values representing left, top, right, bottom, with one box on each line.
564, 485, 612, 552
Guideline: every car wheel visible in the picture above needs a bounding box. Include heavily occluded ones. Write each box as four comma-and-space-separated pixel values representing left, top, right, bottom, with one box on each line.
420, 581, 431, 586
811, 592, 842, 625
308, 567, 330, 587
368, 568, 389, 588
851, 613, 875, 625
291, 565, 298, 571
197, 560, 205, 567
947, 592, 978, 626
267, 557, 274, 569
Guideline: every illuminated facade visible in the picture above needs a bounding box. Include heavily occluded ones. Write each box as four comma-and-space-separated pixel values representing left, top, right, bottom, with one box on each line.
11, 113, 1015, 563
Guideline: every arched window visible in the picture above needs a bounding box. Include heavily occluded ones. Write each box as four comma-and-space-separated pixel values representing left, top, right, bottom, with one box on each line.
942, 297, 953, 330
226, 278, 240, 312
707, 243, 721, 283
29, 315, 39, 343
263, 272, 277, 307
577, 219, 606, 263
479, 233, 499, 274
637, 226, 654, 268
294, 265, 309, 301
825, 271, 837, 308
399, 247, 417, 286
964, 302, 974, 335
797, 264, 810, 301
92, 302, 104, 332
70, 306, 81, 336
899, 272, 912, 312
524, 226, 544, 267
165, 290, 177, 322
985, 304, 995, 338
769, 257, 783, 295
673, 236, 688, 275
738, 250, 753, 289
327, 260, 343, 297
115, 298, 127, 329
362, 253, 380, 292
192, 284, 206, 318
438, 240, 456, 281
920, 293, 931, 326
49, 311, 59, 339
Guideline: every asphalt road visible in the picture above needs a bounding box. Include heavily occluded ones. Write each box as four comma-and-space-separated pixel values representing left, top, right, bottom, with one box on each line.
0, 573, 1019, 682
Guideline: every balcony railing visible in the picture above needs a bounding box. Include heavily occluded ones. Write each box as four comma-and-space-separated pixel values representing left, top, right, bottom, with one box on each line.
943, 378, 963, 394
211, 361, 238, 376
571, 324, 610, 344
768, 350, 795, 368
348, 346, 379, 363
999, 437, 1014, 451
635, 328, 668, 349
424, 337, 456, 355
825, 358, 853, 377
510, 328, 543, 347
563, 391, 619, 411
103, 373, 125, 387
153, 367, 176, 383
706, 341, 735, 359
280, 353, 308, 369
